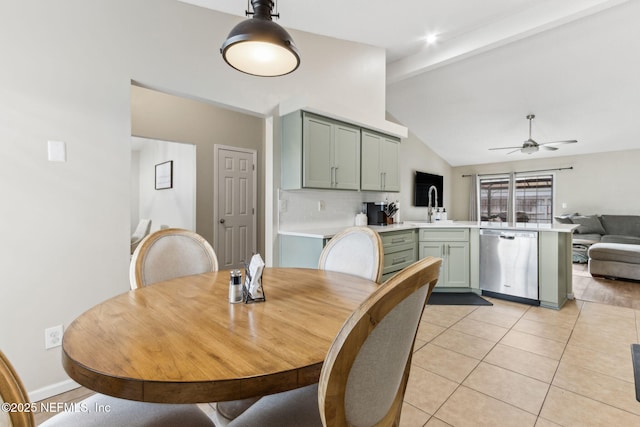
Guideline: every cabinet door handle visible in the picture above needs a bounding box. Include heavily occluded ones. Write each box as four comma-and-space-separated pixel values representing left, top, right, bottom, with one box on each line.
383, 172, 386, 189
392, 256, 407, 265
391, 238, 405, 243
334, 166, 338, 186
330, 166, 335, 186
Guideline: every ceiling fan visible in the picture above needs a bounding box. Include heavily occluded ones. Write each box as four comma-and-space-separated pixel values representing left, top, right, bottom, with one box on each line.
489, 114, 578, 154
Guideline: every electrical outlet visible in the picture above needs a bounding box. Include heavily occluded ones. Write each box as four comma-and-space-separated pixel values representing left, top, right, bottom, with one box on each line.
45, 325, 64, 349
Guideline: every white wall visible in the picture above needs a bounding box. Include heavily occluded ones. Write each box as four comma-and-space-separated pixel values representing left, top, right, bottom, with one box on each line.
0, 0, 391, 398
451, 149, 640, 220
134, 137, 196, 231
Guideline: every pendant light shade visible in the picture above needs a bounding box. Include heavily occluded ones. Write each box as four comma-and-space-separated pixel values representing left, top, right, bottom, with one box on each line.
221, 0, 300, 77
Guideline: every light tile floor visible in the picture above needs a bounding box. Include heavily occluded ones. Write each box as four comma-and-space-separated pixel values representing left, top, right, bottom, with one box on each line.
401, 296, 640, 427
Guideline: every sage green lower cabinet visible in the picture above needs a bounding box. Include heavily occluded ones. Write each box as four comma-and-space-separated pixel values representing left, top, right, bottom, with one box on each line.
380, 229, 417, 282
419, 228, 470, 289
279, 235, 329, 268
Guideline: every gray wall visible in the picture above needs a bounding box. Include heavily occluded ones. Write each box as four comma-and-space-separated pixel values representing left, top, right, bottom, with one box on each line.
451, 149, 640, 220
395, 116, 453, 222
131, 86, 265, 255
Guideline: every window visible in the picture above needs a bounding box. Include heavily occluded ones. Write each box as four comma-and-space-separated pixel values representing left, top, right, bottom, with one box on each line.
479, 174, 554, 223
515, 175, 553, 223
479, 176, 509, 222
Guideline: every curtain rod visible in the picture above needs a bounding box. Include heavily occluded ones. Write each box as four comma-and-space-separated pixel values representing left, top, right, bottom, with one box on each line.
461, 166, 573, 178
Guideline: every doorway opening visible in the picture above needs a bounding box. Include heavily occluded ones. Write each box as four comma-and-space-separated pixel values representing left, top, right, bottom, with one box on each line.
131, 136, 196, 236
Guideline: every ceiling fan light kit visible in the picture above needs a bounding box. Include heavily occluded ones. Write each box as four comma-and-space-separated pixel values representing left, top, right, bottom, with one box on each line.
221, 0, 300, 77
490, 114, 578, 155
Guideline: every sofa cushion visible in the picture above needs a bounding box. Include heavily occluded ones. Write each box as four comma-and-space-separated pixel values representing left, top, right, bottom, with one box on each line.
572, 215, 606, 235
601, 235, 640, 245
554, 213, 579, 224
589, 259, 640, 281
573, 234, 602, 244
600, 215, 640, 238
588, 243, 640, 264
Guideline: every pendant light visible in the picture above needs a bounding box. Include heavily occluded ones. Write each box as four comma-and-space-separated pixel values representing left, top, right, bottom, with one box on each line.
220, 0, 300, 77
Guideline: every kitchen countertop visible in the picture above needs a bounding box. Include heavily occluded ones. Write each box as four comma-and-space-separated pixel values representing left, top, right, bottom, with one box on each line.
278, 221, 578, 239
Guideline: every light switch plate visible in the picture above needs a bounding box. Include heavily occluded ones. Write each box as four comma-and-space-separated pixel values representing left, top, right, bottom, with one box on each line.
47, 140, 66, 162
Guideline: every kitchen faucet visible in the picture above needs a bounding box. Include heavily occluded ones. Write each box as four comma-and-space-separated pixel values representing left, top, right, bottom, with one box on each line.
427, 185, 438, 223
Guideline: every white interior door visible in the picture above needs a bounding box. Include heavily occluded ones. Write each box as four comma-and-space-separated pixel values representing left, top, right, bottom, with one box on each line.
215, 145, 257, 269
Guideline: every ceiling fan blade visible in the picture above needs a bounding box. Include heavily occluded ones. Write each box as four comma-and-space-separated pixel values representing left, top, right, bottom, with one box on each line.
506, 148, 522, 155
542, 145, 559, 151
488, 146, 524, 151
540, 140, 578, 145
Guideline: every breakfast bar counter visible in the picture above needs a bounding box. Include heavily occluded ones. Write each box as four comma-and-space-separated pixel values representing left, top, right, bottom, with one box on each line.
279, 221, 577, 309
278, 221, 577, 239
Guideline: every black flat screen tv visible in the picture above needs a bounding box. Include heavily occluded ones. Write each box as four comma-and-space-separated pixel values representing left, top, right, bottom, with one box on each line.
414, 171, 443, 207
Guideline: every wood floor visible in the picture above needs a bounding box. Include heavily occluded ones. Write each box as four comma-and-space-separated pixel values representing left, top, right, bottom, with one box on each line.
34, 264, 640, 425
572, 263, 640, 309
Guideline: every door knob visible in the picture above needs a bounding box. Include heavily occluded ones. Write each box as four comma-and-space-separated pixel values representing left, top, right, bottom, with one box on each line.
219, 219, 225, 224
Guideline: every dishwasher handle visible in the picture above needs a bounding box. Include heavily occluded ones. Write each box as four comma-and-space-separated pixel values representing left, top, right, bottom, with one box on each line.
480, 229, 538, 239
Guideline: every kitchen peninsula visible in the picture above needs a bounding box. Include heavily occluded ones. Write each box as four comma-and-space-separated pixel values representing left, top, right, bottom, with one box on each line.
279, 221, 577, 309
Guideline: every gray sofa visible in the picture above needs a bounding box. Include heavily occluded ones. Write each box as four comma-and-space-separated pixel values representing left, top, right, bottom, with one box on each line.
556, 214, 640, 281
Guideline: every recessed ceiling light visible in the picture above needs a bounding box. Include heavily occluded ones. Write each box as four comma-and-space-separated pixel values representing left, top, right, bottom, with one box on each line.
426, 34, 438, 45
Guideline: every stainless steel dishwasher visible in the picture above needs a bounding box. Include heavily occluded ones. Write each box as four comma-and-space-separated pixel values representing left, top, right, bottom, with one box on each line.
479, 229, 539, 304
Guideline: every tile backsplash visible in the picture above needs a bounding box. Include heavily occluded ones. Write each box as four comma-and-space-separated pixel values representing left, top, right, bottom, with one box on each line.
278, 189, 395, 230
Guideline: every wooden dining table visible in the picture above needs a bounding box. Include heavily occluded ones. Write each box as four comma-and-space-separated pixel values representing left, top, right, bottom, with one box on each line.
62, 268, 379, 403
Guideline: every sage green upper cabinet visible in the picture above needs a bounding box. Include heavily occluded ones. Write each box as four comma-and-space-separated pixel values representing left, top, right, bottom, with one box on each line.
361, 130, 400, 192
282, 111, 360, 190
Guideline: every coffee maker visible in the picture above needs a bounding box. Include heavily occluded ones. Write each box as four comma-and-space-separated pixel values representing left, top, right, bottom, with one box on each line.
364, 202, 388, 226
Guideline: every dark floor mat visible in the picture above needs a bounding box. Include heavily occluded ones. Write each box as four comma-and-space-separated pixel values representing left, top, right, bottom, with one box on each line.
427, 292, 492, 306
632, 344, 640, 402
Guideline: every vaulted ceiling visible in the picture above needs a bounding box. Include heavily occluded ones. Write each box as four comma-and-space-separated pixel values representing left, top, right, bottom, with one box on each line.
180, 0, 640, 166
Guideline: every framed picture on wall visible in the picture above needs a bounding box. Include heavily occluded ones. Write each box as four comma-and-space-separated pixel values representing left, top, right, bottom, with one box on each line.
155, 160, 173, 190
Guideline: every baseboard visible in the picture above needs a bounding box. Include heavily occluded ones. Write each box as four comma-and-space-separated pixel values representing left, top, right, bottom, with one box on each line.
29, 379, 81, 402
567, 292, 575, 300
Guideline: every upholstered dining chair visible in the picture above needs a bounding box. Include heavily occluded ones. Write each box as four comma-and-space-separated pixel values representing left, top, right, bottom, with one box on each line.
130, 219, 152, 254
227, 256, 442, 427
129, 228, 219, 290
0, 350, 214, 427
318, 226, 384, 283
128, 228, 240, 422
